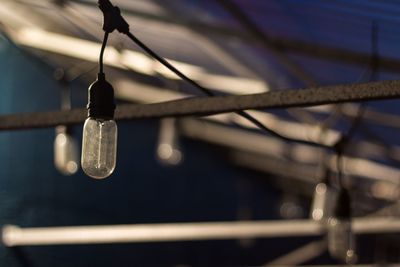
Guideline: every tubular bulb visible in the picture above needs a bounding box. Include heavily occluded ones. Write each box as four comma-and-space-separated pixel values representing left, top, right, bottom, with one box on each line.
81, 118, 117, 179
54, 126, 79, 175
81, 73, 117, 179
156, 118, 183, 166
311, 179, 335, 221
327, 189, 356, 264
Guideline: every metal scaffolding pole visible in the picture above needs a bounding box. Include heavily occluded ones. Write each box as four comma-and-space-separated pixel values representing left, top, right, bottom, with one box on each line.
1, 80, 400, 131
3, 218, 400, 246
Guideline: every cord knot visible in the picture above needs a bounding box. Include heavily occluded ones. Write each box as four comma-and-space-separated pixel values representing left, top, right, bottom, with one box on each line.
98, 0, 129, 34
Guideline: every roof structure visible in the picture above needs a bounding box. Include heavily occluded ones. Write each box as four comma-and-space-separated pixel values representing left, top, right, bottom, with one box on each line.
1, 0, 400, 265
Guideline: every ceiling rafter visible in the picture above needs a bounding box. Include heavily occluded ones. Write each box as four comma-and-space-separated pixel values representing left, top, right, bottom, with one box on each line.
1, 79, 400, 131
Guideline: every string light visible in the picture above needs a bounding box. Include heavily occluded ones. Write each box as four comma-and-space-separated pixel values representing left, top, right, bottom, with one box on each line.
328, 139, 357, 263
327, 188, 356, 264
81, 33, 117, 179
54, 126, 79, 175
310, 170, 335, 222
53, 68, 79, 176
156, 118, 183, 166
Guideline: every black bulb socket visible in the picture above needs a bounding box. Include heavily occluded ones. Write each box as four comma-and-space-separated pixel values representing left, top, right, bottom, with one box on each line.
321, 168, 331, 186
334, 188, 351, 219
87, 73, 116, 119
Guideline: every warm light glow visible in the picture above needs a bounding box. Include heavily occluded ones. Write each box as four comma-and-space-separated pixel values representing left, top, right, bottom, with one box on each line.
2, 218, 400, 247
156, 118, 183, 166
310, 183, 335, 221
201, 74, 268, 94
329, 155, 400, 184
327, 218, 356, 263
81, 118, 117, 179
157, 144, 183, 165
11, 27, 269, 96
54, 127, 79, 176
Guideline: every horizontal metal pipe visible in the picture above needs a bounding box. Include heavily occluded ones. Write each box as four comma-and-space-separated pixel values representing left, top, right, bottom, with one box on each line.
1, 80, 400, 131
2, 218, 400, 246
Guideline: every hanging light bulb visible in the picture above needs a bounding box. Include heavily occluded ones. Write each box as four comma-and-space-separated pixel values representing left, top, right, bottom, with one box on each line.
54, 126, 79, 175
53, 68, 79, 175
311, 170, 335, 221
327, 188, 356, 264
156, 118, 183, 166
280, 194, 304, 219
81, 73, 117, 179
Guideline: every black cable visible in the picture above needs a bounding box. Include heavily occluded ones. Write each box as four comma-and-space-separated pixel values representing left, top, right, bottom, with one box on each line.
125, 31, 332, 149
336, 151, 344, 189
97, 0, 331, 149
98, 0, 384, 152
331, 22, 377, 188
125, 32, 213, 97
99, 31, 109, 74
333, 103, 366, 189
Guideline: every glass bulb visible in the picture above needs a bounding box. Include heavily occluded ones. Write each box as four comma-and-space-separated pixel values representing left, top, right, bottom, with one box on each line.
156, 118, 183, 166
311, 182, 335, 221
327, 217, 356, 263
54, 126, 79, 175
81, 117, 117, 179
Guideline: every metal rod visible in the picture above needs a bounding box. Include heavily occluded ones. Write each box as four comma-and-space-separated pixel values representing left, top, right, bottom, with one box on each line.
1, 80, 400, 131
181, 119, 400, 199
3, 218, 400, 247
265, 239, 327, 266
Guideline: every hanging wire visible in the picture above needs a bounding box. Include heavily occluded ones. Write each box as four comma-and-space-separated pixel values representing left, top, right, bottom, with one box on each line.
329, 104, 365, 188
98, 0, 391, 153
5, 0, 386, 153
124, 32, 333, 149
99, 32, 109, 74
49, 0, 400, 136
125, 32, 213, 96
335, 148, 345, 189
35, 4, 400, 172
331, 21, 378, 188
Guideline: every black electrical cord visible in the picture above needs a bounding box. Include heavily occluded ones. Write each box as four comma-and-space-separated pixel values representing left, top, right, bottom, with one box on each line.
331, 21, 377, 188
97, 0, 390, 153
99, 32, 109, 74
125, 32, 212, 97
94, 0, 332, 149
124, 31, 333, 149
333, 102, 366, 189
335, 150, 345, 189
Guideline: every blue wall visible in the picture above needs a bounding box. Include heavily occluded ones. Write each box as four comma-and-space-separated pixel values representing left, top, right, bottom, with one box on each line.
0, 39, 294, 266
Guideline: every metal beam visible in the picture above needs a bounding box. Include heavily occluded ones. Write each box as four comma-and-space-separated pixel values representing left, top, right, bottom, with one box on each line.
7, 27, 268, 95
265, 239, 327, 266
3, 218, 400, 246
181, 119, 400, 194
1, 80, 400, 130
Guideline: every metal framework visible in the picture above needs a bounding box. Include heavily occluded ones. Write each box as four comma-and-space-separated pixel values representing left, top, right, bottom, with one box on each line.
1, 80, 400, 131
3, 218, 400, 246
68, 0, 400, 73
0, 2, 400, 267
